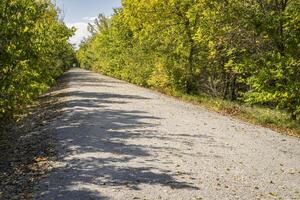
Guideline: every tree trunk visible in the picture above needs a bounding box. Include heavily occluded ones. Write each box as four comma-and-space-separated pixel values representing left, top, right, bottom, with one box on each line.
291, 113, 297, 121
230, 76, 237, 101
186, 44, 195, 94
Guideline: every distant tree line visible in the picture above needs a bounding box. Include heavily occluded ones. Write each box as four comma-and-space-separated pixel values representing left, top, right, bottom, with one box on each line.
77, 0, 300, 120
0, 0, 75, 121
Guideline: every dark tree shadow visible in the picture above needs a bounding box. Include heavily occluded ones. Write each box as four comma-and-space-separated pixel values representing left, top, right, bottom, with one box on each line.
36, 69, 201, 199
38, 189, 109, 200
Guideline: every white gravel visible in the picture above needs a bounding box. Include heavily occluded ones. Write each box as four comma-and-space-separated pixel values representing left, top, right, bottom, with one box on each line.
35, 68, 300, 200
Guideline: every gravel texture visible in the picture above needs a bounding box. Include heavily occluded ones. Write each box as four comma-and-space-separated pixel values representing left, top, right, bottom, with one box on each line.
35, 68, 300, 200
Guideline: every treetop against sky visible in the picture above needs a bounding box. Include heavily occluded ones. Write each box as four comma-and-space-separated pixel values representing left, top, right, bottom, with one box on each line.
55, 0, 121, 46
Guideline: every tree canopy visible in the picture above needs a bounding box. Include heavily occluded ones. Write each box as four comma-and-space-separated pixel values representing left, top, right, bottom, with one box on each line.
77, 0, 300, 120
0, 0, 75, 121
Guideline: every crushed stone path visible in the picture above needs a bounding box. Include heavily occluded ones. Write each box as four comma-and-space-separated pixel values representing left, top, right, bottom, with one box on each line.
35, 68, 300, 200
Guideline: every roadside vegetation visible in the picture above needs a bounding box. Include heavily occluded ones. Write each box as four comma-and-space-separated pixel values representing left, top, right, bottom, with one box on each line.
0, 0, 75, 124
77, 0, 300, 136
0, 1, 75, 198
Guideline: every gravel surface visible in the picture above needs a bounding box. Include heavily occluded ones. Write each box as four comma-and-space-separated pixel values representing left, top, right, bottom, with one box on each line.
35, 68, 300, 200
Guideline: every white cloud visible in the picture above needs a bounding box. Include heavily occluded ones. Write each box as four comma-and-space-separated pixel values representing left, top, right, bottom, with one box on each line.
82, 16, 97, 21
66, 22, 91, 48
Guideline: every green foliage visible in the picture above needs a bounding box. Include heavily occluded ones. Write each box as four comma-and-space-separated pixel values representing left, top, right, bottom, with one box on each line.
0, 0, 75, 121
77, 0, 300, 121
241, 0, 300, 120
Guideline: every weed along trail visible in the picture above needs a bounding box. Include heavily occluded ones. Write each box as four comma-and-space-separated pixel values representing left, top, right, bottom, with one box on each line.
35, 68, 300, 200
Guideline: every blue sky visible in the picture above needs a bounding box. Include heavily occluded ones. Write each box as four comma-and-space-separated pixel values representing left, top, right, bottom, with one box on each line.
54, 0, 122, 47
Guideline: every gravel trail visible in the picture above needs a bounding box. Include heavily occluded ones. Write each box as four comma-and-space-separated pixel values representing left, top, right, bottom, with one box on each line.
35, 68, 300, 200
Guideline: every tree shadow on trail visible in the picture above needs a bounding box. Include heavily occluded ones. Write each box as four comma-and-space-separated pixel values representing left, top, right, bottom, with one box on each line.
36, 70, 199, 200
67, 70, 124, 85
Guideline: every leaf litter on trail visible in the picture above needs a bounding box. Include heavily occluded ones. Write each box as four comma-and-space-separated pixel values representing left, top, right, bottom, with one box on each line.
0, 81, 66, 200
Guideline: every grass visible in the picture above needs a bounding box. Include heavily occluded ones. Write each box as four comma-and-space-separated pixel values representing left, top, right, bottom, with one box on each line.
166, 91, 300, 137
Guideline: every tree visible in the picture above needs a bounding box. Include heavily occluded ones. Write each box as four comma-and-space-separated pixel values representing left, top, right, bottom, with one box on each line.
77, 0, 300, 120
0, 0, 75, 121
242, 0, 300, 119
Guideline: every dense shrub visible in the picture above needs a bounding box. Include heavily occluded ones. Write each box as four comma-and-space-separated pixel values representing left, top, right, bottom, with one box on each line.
0, 0, 75, 121
77, 0, 300, 120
